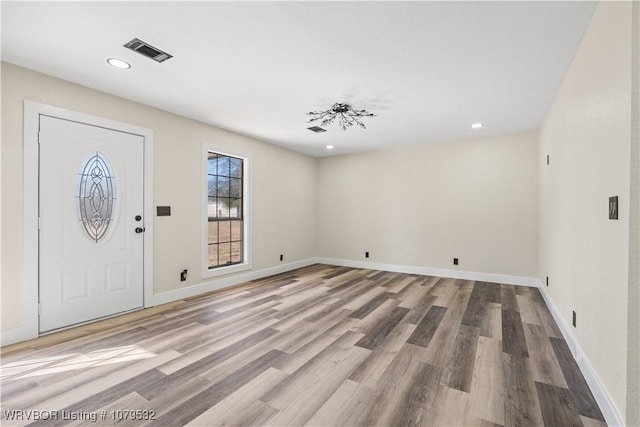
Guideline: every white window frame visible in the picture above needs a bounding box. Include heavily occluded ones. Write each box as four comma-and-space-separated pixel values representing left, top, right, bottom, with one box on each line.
202, 142, 251, 278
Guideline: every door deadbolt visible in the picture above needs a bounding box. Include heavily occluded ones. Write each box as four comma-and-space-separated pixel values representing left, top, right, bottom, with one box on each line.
135, 215, 142, 221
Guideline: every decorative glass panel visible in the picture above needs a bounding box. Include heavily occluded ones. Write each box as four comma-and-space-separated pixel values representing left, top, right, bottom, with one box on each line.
77, 152, 117, 243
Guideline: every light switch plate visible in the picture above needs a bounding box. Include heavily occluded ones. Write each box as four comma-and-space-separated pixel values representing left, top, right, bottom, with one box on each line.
609, 196, 618, 220
157, 206, 171, 216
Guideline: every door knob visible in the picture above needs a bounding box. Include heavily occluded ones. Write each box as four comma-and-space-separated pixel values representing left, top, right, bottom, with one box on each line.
135, 227, 145, 233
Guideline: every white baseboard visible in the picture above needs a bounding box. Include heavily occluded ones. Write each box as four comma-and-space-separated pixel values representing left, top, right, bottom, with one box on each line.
316, 257, 539, 287
152, 258, 320, 306
0, 324, 39, 347
538, 285, 624, 426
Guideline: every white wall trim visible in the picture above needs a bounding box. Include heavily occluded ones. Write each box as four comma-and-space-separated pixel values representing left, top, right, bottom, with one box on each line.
153, 258, 319, 306
316, 257, 539, 286
12, 100, 154, 348
538, 285, 625, 427
0, 325, 38, 347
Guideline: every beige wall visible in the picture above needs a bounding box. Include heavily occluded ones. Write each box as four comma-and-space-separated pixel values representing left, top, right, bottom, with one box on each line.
317, 132, 539, 278
1, 62, 317, 331
539, 1, 634, 421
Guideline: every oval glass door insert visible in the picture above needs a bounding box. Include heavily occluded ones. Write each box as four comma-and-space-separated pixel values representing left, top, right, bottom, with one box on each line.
77, 151, 117, 242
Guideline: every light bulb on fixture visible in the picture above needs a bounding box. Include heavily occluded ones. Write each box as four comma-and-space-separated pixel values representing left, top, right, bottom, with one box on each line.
307, 102, 375, 131
107, 58, 131, 69
470, 122, 484, 129
326, 145, 334, 150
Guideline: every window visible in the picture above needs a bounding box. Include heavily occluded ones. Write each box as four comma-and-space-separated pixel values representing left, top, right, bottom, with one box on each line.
204, 147, 249, 275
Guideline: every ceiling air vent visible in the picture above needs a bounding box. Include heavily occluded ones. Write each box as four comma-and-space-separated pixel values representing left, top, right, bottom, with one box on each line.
124, 38, 173, 63
307, 126, 327, 133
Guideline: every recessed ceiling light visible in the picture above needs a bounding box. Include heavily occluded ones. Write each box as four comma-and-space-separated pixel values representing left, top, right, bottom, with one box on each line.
107, 58, 131, 69
326, 145, 334, 150
470, 122, 484, 129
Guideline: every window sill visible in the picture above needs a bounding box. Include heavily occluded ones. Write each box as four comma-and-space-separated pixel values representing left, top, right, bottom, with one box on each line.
203, 262, 251, 279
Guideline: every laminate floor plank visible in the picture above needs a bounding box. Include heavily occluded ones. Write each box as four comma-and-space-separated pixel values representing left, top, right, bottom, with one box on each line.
384, 275, 416, 293
524, 323, 568, 388
349, 292, 396, 319
406, 305, 447, 348
500, 284, 520, 312
27, 369, 167, 427
388, 361, 441, 427
535, 381, 583, 427
185, 367, 287, 426
502, 309, 529, 358
461, 282, 488, 328
441, 324, 480, 392
396, 279, 430, 309
349, 322, 415, 387
433, 278, 461, 307
580, 415, 609, 427
421, 288, 472, 368
468, 336, 504, 426
480, 301, 503, 340
151, 349, 288, 426
272, 307, 353, 354
260, 331, 366, 408
259, 334, 370, 426
273, 317, 358, 375
480, 281, 502, 303
550, 337, 605, 421
404, 294, 439, 325
354, 306, 409, 350
430, 384, 481, 427
3, 350, 180, 412
503, 353, 544, 427
305, 379, 373, 427
351, 345, 428, 427
533, 300, 564, 339
0, 264, 606, 427
350, 298, 400, 335
137, 327, 279, 401
516, 294, 542, 326
93, 392, 154, 427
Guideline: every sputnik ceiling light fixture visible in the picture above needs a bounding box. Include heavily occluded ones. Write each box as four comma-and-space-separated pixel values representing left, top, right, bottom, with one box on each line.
307, 102, 375, 131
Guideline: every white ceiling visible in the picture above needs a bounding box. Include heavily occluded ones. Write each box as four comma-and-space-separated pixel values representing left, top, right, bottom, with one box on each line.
1, 1, 596, 157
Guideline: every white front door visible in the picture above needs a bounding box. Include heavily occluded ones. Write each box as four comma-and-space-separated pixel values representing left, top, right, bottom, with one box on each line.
39, 115, 145, 332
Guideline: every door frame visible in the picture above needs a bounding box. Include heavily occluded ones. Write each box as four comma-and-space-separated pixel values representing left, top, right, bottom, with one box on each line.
23, 100, 154, 339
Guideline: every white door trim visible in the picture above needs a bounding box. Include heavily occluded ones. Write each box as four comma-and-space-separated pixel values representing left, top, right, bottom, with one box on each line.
17, 100, 154, 344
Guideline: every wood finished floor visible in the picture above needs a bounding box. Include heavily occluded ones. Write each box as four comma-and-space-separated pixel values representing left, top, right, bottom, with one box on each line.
1, 264, 606, 427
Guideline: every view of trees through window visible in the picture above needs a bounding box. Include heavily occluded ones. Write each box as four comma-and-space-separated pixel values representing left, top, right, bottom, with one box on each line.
207, 152, 243, 268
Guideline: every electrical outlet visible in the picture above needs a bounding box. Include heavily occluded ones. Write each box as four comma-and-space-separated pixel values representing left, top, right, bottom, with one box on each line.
546, 276, 549, 287
365, 251, 369, 258
453, 258, 459, 265
280, 254, 283, 262
180, 269, 188, 282
572, 310, 576, 327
